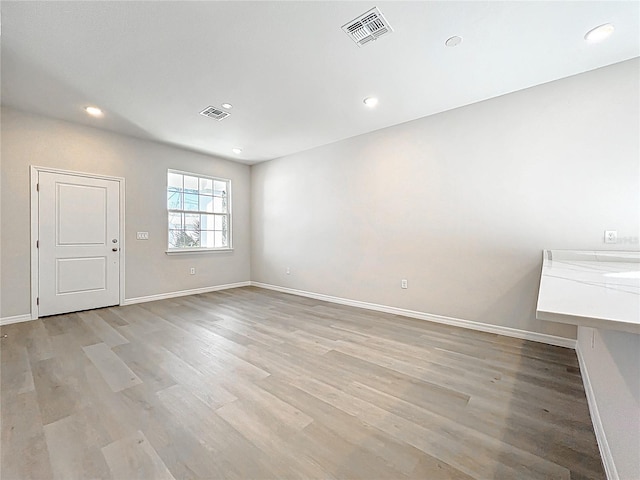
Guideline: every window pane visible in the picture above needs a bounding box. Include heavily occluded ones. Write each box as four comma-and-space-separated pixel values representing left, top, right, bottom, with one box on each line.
184, 175, 198, 192
213, 180, 227, 197
213, 197, 226, 213
200, 214, 214, 230
167, 189, 182, 210
214, 231, 227, 247
199, 178, 213, 195
168, 172, 183, 209
214, 214, 223, 230
168, 230, 180, 249
199, 195, 213, 213
184, 191, 198, 211
185, 230, 200, 247
168, 212, 182, 229
168, 172, 183, 190
200, 231, 215, 248
184, 213, 200, 231
169, 230, 200, 248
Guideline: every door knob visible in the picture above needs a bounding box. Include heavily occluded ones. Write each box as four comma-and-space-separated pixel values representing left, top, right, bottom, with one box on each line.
112, 239, 118, 243
112, 248, 118, 252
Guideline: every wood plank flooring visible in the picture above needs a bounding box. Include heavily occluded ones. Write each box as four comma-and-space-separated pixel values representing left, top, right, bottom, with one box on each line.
1, 287, 604, 479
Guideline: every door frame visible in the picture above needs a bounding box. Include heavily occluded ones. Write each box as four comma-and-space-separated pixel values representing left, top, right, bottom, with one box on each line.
30, 166, 126, 319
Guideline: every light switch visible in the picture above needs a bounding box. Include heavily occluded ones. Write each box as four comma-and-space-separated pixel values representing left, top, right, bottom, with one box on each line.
136, 232, 149, 240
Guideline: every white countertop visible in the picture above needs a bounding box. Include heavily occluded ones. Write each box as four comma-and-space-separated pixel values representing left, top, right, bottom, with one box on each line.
536, 250, 640, 334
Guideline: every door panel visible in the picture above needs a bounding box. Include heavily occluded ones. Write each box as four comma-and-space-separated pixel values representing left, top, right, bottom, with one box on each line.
56, 257, 107, 294
39, 172, 120, 316
57, 183, 107, 244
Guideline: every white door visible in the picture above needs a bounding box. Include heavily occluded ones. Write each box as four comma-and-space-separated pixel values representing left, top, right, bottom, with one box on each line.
38, 171, 121, 316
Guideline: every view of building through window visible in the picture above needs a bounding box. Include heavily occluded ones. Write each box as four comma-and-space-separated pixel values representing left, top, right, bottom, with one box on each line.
167, 170, 230, 249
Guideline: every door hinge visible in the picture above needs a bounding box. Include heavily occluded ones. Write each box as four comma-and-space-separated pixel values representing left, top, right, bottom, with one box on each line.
36, 183, 39, 192
36, 297, 39, 306
36, 240, 39, 248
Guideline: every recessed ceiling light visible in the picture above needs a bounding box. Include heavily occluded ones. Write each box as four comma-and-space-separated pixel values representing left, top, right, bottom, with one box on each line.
363, 97, 378, 107
232, 147, 242, 154
584, 23, 615, 43
445, 36, 463, 47
221, 103, 233, 109
84, 106, 103, 117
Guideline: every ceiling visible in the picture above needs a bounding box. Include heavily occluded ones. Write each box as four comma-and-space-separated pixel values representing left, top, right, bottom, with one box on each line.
1, 1, 638, 164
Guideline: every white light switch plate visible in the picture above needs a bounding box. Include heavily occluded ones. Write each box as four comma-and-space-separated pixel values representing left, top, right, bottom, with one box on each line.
136, 232, 149, 240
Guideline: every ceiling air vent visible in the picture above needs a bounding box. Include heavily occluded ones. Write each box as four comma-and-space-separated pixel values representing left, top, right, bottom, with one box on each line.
342, 7, 393, 47
199, 106, 231, 121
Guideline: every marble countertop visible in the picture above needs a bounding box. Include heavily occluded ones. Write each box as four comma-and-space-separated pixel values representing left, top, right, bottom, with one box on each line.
536, 250, 640, 334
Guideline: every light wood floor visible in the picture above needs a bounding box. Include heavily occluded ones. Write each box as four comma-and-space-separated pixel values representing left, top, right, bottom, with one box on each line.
1, 287, 604, 479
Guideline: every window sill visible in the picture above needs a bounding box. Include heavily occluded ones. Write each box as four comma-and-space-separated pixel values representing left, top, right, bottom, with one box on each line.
165, 248, 233, 255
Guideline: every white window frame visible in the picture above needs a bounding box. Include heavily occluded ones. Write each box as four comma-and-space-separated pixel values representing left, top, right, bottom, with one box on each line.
166, 169, 232, 254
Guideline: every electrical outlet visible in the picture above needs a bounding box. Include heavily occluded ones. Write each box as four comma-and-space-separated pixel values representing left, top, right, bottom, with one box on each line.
190, 267, 196, 275
604, 230, 617, 244
401, 279, 408, 289
286, 267, 290, 275
136, 231, 149, 240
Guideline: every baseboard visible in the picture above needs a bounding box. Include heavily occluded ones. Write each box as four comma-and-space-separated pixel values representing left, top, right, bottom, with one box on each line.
576, 343, 618, 480
251, 282, 577, 349
3, 282, 576, 349
123, 281, 251, 306
0, 313, 34, 326
1, 283, 250, 324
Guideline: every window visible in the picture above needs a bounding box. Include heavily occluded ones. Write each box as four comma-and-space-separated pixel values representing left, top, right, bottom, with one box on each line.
167, 170, 231, 251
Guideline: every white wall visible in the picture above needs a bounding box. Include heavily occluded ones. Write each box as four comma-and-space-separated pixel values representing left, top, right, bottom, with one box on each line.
251, 58, 640, 478
1, 107, 251, 318
578, 327, 640, 480
251, 58, 640, 339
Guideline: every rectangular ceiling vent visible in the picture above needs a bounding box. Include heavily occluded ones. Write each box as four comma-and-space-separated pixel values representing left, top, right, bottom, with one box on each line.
199, 106, 231, 121
342, 7, 393, 47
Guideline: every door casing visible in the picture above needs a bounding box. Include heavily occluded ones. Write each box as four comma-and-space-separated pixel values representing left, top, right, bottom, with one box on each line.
30, 166, 126, 319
